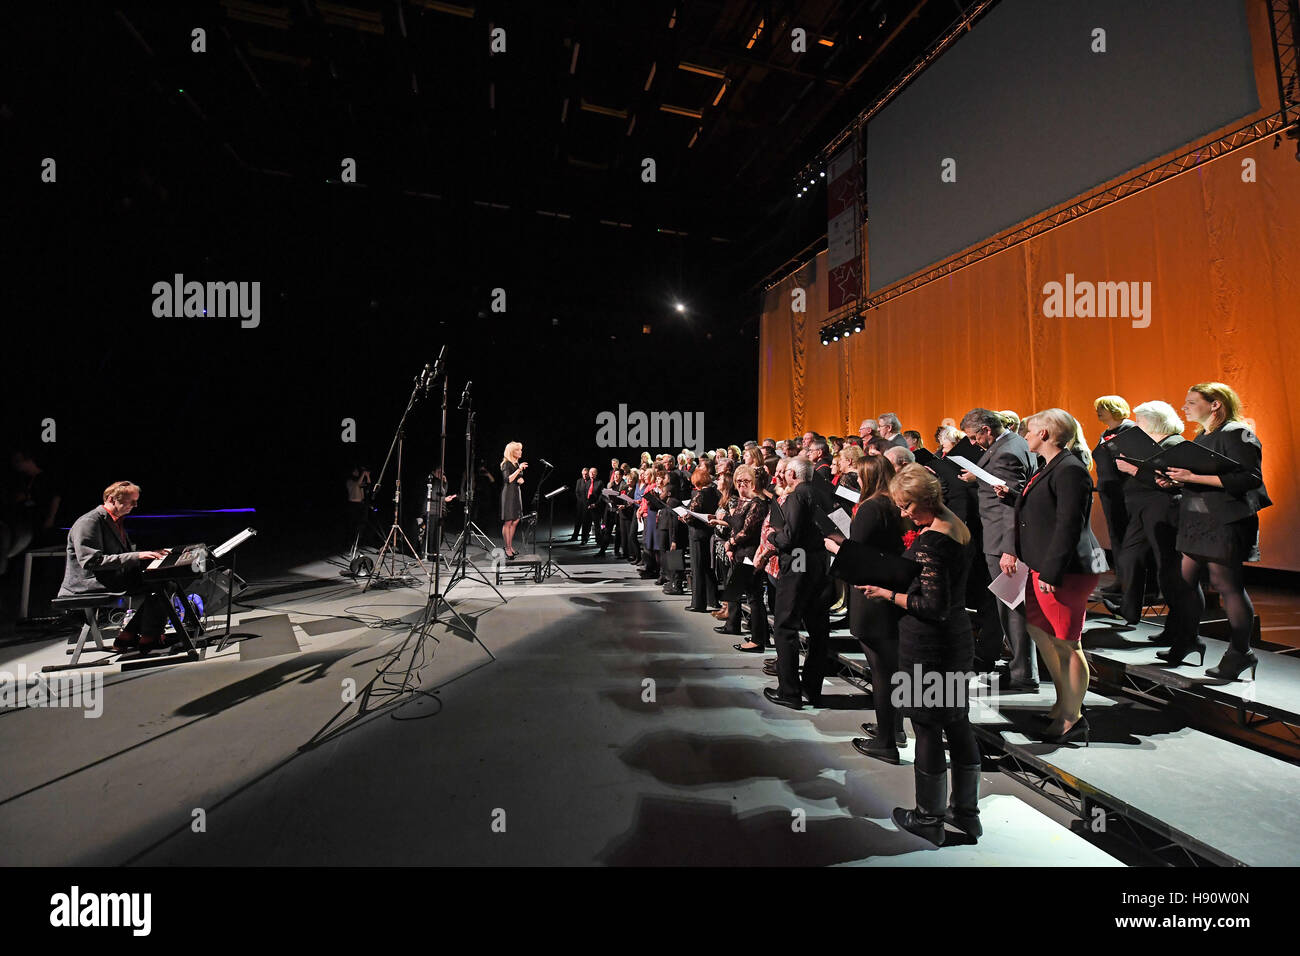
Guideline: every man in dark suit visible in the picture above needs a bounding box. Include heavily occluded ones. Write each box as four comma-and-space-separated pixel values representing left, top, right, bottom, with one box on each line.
570, 468, 589, 540
59, 481, 170, 653
661, 468, 689, 594
1091, 397, 1137, 599
807, 437, 833, 485
763, 458, 831, 709
580, 468, 603, 544
876, 413, 909, 448
960, 408, 1039, 690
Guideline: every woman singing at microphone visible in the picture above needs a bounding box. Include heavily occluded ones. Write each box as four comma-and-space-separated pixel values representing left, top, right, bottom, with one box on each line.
501, 441, 527, 558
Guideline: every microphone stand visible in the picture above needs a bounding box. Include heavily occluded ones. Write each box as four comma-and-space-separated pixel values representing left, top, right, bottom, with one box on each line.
361, 367, 432, 592
444, 400, 507, 602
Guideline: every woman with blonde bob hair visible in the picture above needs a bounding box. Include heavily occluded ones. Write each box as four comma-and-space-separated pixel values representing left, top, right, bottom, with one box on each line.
841, 464, 978, 844
997, 409, 1103, 745
500, 441, 527, 558
1160, 383, 1272, 680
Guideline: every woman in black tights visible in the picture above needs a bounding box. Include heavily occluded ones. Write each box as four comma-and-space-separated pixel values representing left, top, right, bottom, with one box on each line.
1161, 383, 1272, 680
857, 464, 980, 846
825, 456, 906, 762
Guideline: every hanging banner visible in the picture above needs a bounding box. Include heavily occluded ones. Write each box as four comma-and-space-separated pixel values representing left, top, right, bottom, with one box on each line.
826, 141, 863, 313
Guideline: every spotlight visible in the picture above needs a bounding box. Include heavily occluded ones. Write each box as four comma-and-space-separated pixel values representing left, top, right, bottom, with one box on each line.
832, 334, 839, 341
820, 170, 825, 177
675, 302, 686, 313
821, 338, 829, 346
854, 324, 862, 332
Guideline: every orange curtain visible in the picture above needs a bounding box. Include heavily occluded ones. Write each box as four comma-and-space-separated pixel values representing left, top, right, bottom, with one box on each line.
759, 2, 1300, 570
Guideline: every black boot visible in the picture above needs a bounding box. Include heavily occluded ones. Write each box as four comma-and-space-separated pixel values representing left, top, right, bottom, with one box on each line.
891, 768, 947, 846
945, 764, 983, 840
1206, 647, 1259, 681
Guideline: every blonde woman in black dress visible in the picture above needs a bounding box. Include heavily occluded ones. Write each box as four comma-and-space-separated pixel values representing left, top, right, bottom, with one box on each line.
500, 441, 527, 558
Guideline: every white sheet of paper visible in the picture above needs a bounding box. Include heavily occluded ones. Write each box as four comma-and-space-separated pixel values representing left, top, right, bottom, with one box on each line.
948, 455, 1004, 487
672, 505, 689, 517
835, 483, 858, 504
988, 563, 1029, 609
828, 508, 851, 536
743, 556, 755, 566
690, 510, 712, 522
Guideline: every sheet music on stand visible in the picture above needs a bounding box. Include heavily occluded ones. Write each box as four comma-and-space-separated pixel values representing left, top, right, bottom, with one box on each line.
544, 486, 569, 499
213, 527, 257, 559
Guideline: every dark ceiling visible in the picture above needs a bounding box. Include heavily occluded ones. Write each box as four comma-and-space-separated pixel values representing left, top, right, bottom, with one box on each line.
0, 0, 981, 518
10, 0, 975, 286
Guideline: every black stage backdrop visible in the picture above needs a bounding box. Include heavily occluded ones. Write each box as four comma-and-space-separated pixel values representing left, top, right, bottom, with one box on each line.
1, 37, 758, 544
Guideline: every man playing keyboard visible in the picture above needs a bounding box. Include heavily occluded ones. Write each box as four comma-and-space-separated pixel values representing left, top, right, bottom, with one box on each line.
58, 481, 173, 653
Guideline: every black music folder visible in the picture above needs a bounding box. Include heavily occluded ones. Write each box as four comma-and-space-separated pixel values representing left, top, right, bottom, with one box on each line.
1105, 426, 1163, 464
1144, 440, 1243, 476
829, 539, 920, 592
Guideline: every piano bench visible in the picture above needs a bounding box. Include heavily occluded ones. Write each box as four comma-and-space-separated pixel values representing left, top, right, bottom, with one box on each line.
49, 593, 129, 671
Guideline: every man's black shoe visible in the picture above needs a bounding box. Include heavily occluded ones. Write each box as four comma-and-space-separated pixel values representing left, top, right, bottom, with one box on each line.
852, 737, 901, 764
763, 687, 803, 710
860, 722, 908, 747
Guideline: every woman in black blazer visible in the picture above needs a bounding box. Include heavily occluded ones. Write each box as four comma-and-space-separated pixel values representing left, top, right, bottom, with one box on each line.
681, 467, 721, 612
1162, 383, 1272, 680
997, 409, 1105, 744
710, 465, 770, 648
838, 457, 907, 763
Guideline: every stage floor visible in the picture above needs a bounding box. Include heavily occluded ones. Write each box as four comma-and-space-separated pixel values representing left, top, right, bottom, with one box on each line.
0, 540, 1136, 867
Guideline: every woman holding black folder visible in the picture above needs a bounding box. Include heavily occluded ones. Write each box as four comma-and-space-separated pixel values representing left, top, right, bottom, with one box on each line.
840, 457, 908, 763
1111, 401, 1188, 637
852, 465, 977, 846
711, 465, 770, 648
1162, 383, 1272, 680
681, 467, 721, 612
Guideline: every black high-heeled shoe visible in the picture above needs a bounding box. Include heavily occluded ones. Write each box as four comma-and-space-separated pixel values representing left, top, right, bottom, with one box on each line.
1156, 639, 1206, 667
1206, 648, 1259, 681
1041, 716, 1090, 746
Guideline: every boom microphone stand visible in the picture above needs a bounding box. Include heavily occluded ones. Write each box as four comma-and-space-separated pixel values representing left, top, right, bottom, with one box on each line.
410, 352, 477, 635
362, 364, 436, 592
445, 386, 507, 602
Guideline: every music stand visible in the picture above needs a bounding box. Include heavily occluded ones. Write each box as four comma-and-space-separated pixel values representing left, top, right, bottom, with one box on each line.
540, 485, 571, 580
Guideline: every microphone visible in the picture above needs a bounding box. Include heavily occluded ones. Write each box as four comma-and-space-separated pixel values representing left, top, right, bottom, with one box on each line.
431, 343, 448, 381
417, 363, 432, 392
539, 458, 554, 469
459, 380, 472, 410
